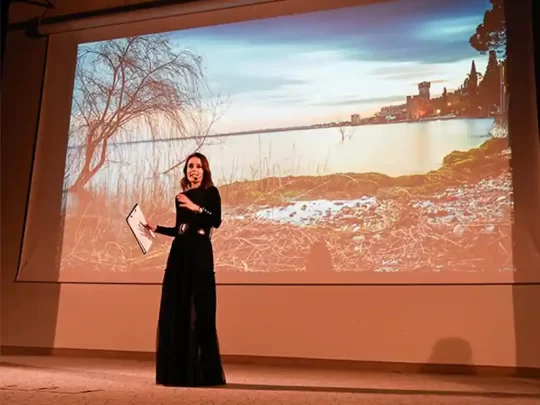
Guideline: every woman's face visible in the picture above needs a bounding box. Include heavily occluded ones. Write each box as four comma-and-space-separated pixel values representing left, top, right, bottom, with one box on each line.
186, 156, 204, 185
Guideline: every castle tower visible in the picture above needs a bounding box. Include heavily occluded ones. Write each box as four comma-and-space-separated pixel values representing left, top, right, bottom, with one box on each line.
418, 81, 431, 99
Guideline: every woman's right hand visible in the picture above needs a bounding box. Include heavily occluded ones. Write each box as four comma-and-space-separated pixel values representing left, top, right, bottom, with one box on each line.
140, 222, 157, 233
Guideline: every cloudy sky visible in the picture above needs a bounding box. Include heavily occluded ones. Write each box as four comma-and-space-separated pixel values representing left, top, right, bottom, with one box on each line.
151, 0, 497, 132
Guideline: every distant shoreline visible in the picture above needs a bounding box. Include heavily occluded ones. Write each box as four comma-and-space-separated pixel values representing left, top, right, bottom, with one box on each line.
67, 116, 496, 148
208, 114, 487, 138
180, 115, 495, 139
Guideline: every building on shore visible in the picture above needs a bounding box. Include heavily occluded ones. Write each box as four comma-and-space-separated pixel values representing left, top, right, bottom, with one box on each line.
406, 81, 433, 120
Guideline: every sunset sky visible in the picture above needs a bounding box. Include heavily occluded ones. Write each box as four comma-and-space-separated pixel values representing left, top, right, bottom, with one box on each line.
79, 0, 498, 134
167, 0, 498, 132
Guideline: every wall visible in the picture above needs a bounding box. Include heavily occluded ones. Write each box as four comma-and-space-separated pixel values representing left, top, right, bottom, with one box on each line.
2, 0, 540, 372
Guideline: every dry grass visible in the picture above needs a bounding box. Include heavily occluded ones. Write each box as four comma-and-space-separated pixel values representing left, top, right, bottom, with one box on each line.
212, 220, 319, 272
209, 172, 513, 274
58, 137, 514, 276
219, 138, 510, 205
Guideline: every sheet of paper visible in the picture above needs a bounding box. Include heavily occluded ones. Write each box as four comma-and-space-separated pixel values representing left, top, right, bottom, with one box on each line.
126, 204, 155, 255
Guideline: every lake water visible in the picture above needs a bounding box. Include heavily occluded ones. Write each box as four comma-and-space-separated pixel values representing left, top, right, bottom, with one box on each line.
65, 118, 496, 193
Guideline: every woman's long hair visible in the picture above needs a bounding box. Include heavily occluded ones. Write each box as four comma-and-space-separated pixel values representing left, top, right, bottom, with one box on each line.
180, 152, 214, 191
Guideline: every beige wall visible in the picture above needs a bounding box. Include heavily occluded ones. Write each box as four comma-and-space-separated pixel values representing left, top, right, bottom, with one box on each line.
2, 0, 539, 371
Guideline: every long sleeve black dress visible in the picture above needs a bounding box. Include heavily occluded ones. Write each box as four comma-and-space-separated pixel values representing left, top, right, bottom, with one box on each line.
154, 185, 226, 387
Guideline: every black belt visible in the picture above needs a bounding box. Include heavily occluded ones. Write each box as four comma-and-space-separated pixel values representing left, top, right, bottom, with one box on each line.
178, 223, 206, 236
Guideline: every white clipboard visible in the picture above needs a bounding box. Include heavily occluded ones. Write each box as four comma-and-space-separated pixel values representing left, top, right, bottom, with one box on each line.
126, 203, 155, 254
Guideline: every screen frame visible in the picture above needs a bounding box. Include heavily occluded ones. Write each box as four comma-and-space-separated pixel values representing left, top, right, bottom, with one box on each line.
14, 0, 540, 285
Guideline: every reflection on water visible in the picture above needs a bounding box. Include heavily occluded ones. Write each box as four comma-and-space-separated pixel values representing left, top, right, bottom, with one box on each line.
65, 118, 495, 195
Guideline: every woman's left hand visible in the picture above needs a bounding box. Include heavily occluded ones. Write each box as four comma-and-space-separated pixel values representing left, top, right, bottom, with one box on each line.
176, 193, 199, 212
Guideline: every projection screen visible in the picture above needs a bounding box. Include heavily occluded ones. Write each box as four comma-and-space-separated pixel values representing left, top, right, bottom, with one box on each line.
16, 0, 540, 284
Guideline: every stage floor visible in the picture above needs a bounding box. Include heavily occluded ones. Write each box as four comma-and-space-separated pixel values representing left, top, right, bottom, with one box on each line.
1, 355, 539, 405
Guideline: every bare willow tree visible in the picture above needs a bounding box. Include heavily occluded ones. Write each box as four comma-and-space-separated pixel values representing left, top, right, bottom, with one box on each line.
68, 34, 212, 191
161, 92, 227, 175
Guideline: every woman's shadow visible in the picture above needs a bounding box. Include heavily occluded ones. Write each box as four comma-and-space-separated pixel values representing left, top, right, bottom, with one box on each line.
419, 337, 476, 375
305, 240, 333, 274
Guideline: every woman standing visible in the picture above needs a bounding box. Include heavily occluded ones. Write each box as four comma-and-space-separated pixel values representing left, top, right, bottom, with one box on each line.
144, 152, 226, 387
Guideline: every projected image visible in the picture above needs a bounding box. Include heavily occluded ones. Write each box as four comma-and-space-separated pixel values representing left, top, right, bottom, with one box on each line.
60, 0, 513, 282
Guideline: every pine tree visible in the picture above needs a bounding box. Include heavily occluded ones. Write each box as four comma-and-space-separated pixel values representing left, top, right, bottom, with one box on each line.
468, 61, 478, 99
479, 50, 501, 110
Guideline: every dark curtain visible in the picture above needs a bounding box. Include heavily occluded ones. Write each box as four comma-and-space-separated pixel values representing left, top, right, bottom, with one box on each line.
1, 0, 10, 72
532, 0, 540, 140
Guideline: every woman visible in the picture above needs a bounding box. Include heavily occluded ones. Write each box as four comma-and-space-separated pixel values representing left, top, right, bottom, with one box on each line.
143, 152, 226, 387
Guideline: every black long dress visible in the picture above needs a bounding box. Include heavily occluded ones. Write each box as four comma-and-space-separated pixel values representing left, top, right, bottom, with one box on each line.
154, 185, 226, 387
